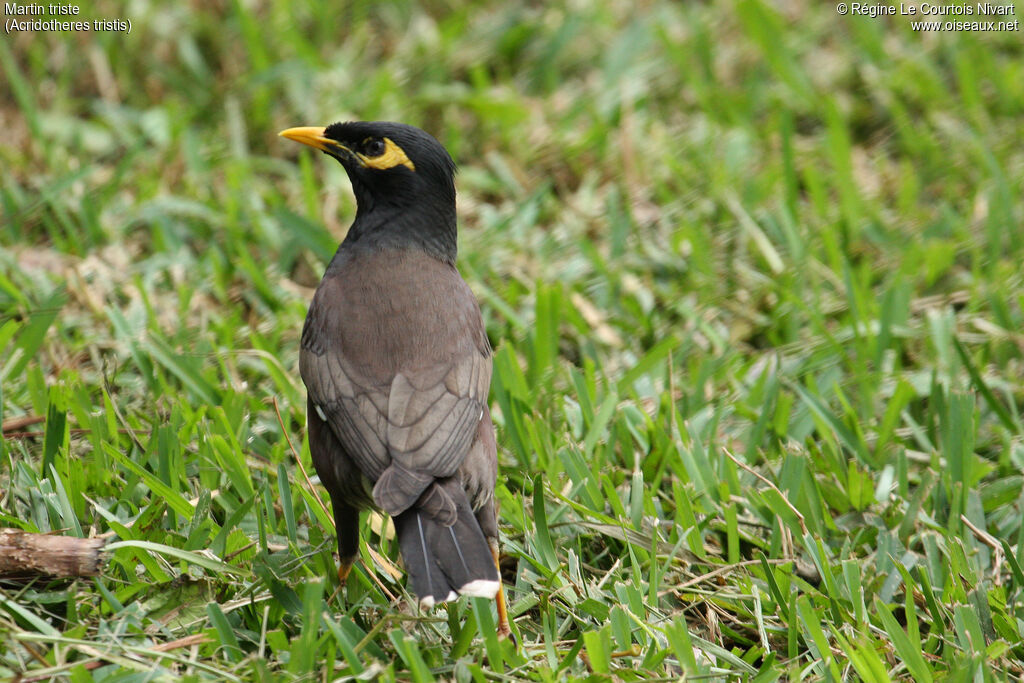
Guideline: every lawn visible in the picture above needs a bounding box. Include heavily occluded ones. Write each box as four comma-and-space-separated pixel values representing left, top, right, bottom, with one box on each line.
2, 0, 1023, 680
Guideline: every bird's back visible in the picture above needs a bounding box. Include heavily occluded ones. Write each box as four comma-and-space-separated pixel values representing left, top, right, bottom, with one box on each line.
301, 249, 490, 384
300, 246, 492, 497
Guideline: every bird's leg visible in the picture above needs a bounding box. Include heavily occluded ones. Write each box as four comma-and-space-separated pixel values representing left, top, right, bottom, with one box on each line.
478, 499, 515, 645
489, 537, 513, 642
335, 504, 360, 590
337, 556, 355, 584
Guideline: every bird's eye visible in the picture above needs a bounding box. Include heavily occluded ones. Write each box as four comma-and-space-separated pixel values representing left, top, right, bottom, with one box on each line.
363, 138, 386, 157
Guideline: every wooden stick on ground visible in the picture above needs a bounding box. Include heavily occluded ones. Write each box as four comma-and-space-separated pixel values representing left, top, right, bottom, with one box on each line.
0, 529, 106, 578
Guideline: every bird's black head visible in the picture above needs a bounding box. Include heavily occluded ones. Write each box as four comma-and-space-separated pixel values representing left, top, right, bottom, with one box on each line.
280, 121, 458, 262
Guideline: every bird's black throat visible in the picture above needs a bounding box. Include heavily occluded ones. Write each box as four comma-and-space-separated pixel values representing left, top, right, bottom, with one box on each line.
331, 191, 458, 267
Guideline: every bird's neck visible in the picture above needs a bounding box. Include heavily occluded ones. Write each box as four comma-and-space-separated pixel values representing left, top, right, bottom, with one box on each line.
335, 203, 458, 266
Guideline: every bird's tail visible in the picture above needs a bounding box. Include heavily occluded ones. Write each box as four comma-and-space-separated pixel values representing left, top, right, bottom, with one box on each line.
393, 479, 500, 608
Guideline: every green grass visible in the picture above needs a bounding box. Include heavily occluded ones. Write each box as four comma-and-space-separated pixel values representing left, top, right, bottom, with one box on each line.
2, 0, 1023, 679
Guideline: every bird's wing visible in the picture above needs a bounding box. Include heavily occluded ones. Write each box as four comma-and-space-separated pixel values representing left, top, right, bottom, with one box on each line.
384, 348, 489, 476
299, 262, 491, 487
301, 340, 390, 480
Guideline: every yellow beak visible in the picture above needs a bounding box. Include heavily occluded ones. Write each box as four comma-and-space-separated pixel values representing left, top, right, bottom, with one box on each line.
278, 126, 345, 153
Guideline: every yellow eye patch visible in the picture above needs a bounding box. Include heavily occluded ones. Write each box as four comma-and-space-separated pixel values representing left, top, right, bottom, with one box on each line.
359, 137, 416, 172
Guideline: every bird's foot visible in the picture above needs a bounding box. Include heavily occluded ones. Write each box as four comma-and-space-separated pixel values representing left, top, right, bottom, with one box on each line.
497, 622, 518, 648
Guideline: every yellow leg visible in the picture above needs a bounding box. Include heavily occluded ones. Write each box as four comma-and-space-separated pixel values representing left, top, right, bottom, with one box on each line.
338, 556, 354, 584
490, 541, 513, 642
326, 556, 356, 606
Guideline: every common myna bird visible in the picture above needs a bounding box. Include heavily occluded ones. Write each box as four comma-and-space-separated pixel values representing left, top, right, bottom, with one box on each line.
279, 121, 510, 638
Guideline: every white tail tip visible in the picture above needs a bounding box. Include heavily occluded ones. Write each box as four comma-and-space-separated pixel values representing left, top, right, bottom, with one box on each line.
458, 579, 501, 599
419, 590, 458, 610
